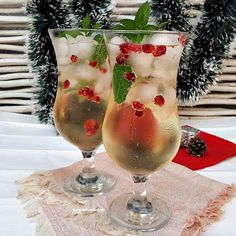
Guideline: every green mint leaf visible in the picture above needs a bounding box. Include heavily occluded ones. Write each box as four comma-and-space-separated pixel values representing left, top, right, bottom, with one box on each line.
90, 35, 108, 67
113, 63, 132, 104
143, 24, 157, 30
58, 31, 82, 38
134, 1, 150, 27
81, 14, 91, 29
113, 24, 127, 30
156, 21, 170, 30
93, 22, 102, 29
120, 19, 136, 29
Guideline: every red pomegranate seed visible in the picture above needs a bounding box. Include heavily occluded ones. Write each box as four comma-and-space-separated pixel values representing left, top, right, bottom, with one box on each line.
142, 44, 155, 54
100, 67, 107, 74
78, 87, 93, 98
87, 89, 94, 99
154, 95, 165, 106
153, 45, 167, 57
89, 61, 97, 67
120, 43, 130, 54
129, 43, 142, 52
135, 110, 144, 117
178, 34, 187, 46
70, 54, 78, 63
93, 95, 101, 104
116, 53, 127, 64
84, 119, 99, 136
63, 80, 70, 89
132, 101, 144, 111
125, 72, 136, 82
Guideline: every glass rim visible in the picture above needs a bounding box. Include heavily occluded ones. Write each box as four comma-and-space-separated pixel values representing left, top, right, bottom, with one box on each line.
48, 28, 104, 33
48, 28, 184, 35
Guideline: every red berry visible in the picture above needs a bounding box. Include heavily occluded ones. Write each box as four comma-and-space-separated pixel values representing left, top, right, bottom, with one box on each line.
70, 54, 78, 63
89, 61, 97, 67
120, 43, 130, 54
93, 95, 101, 104
100, 66, 107, 74
132, 101, 144, 111
78, 87, 94, 99
125, 72, 136, 82
135, 110, 144, 117
84, 119, 99, 136
63, 80, 70, 89
154, 95, 165, 106
178, 33, 187, 46
153, 45, 166, 57
87, 89, 94, 99
142, 44, 155, 54
129, 43, 142, 52
116, 53, 127, 64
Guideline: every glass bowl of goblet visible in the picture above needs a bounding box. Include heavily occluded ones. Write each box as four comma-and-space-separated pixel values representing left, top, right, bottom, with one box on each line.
102, 30, 185, 231
49, 29, 115, 197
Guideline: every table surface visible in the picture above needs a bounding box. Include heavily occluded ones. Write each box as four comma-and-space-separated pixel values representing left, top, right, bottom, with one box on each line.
0, 111, 236, 236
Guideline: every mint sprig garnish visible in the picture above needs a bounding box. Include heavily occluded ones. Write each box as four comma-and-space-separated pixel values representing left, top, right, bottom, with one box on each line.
135, 1, 150, 27
58, 14, 102, 38
113, 64, 132, 104
114, 1, 168, 43
90, 35, 108, 68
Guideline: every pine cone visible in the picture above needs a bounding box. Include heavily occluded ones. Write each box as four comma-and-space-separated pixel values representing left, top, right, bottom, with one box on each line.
187, 137, 207, 157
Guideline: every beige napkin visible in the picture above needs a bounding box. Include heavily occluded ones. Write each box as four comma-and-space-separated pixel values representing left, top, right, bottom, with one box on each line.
17, 153, 235, 236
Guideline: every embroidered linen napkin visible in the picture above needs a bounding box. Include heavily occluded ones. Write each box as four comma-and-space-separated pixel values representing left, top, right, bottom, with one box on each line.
17, 153, 235, 236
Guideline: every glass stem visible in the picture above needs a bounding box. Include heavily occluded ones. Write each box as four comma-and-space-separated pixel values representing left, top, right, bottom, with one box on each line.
76, 151, 98, 185
127, 176, 153, 214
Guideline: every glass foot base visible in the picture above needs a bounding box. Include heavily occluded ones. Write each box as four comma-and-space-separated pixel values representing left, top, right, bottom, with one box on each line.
109, 193, 171, 232
63, 172, 116, 197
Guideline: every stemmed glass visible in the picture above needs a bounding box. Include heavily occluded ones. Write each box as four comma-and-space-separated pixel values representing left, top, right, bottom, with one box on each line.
103, 30, 185, 231
49, 29, 115, 197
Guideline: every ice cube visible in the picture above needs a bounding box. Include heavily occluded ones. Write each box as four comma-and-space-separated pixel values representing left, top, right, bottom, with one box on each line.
94, 80, 104, 94
75, 63, 97, 81
54, 37, 69, 58
69, 36, 97, 59
151, 46, 182, 80
109, 36, 125, 45
94, 76, 110, 94
107, 37, 125, 67
57, 56, 70, 66
154, 86, 177, 120
126, 85, 139, 104
128, 52, 153, 78
149, 33, 179, 46
94, 66, 110, 92
139, 82, 157, 103
66, 34, 76, 44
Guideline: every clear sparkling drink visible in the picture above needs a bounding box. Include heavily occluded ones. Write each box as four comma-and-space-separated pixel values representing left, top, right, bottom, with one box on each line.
52, 34, 110, 151
49, 29, 115, 197
103, 32, 185, 176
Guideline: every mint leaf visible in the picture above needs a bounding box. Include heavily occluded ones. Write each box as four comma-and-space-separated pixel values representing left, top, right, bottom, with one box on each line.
134, 1, 150, 27
81, 14, 91, 29
143, 24, 157, 30
156, 21, 170, 30
93, 22, 102, 29
58, 31, 82, 38
120, 19, 136, 29
113, 64, 132, 104
90, 35, 108, 67
113, 24, 127, 30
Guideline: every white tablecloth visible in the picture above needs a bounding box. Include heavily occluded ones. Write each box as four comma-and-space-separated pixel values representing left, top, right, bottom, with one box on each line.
0, 111, 236, 236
